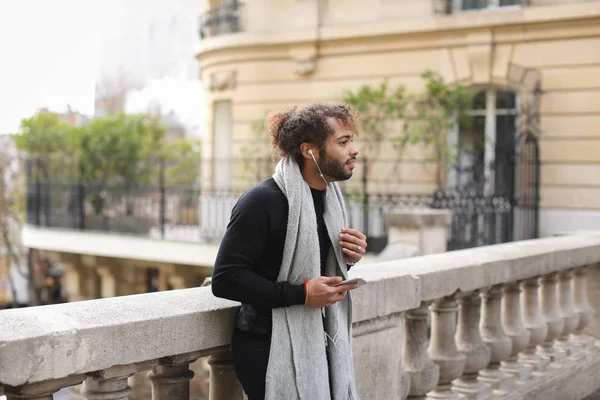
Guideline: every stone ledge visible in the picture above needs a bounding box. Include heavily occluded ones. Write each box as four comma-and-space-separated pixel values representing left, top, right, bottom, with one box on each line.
350, 266, 421, 323
21, 225, 220, 268
361, 235, 600, 301
0, 288, 239, 387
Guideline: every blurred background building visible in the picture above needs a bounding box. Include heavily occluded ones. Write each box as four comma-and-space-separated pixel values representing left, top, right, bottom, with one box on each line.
197, 0, 600, 239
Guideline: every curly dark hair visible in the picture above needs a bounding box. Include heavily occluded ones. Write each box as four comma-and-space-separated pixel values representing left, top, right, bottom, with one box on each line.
267, 103, 358, 165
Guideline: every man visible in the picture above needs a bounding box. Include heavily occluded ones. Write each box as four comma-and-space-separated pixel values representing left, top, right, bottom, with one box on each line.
211, 103, 367, 400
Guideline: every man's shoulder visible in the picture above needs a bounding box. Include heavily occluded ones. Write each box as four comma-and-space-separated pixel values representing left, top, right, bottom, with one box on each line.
236, 178, 287, 210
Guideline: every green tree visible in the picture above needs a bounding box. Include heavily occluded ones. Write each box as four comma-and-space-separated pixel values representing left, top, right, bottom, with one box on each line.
75, 113, 165, 186
162, 137, 202, 187
14, 112, 76, 181
14, 112, 73, 158
12, 112, 81, 306
342, 80, 408, 158
399, 70, 474, 189
14, 111, 78, 241
240, 119, 273, 184
73, 113, 166, 214
0, 135, 44, 306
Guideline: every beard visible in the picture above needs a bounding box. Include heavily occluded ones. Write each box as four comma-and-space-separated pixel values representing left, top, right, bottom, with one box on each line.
319, 147, 354, 182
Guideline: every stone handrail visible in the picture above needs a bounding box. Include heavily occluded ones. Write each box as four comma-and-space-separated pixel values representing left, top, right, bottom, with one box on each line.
1, 235, 600, 399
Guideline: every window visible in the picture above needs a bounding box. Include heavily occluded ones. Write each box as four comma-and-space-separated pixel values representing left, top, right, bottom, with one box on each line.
457, 0, 521, 11
452, 89, 518, 196
213, 100, 233, 188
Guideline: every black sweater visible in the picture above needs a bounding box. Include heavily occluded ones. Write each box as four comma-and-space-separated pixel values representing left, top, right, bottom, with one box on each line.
211, 178, 332, 336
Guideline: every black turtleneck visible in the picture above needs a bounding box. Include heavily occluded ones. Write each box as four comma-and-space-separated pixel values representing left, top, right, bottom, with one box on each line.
311, 187, 330, 276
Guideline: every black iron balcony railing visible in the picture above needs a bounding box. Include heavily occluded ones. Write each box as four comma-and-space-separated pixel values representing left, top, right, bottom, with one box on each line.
198, 2, 242, 39
23, 155, 539, 253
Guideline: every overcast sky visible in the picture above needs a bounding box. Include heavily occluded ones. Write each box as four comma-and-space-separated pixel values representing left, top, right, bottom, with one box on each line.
0, 0, 205, 136
0, 0, 113, 133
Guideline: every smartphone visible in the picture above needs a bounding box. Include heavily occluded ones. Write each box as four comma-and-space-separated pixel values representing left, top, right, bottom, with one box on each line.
330, 277, 367, 288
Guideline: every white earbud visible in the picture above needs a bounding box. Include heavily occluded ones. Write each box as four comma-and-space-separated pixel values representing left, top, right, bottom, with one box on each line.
308, 149, 313, 155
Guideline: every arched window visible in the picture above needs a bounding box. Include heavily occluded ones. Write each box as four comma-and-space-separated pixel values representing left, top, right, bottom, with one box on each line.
453, 88, 518, 196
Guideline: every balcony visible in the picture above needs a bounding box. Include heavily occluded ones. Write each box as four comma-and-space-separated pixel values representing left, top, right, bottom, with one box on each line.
198, 3, 242, 39
2, 234, 600, 399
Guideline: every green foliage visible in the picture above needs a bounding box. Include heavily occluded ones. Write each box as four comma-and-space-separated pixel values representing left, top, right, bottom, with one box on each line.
342, 80, 408, 156
397, 70, 475, 188
14, 113, 77, 182
340, 71, 475, 190
14, 113, 74, 157
240, 119, 273, 184
70, 113, 166, 214
162, 137, 202, 187
73, 112, 166, 188
240, 119, 268, 161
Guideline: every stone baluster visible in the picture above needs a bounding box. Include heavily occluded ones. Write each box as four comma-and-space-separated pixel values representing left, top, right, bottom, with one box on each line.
403, 302, 440, 399
537, 272, 567, 362
4, 376, 84, 400
571, 266, 596, 348
555, 270, 580, 357
519, 277, 550, 373
82, 364, 147, 400
452, 291, 493, 399
83, 377, 130, 400
499, 281, 532, 381
208, 349, 244, 400
478, 285, 513, 391
148, 351, 203, 400
5, 388, 55, 400
426, 295, 466, 399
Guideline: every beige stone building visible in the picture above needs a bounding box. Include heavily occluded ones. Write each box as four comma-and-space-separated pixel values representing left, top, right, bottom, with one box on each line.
196, 0, 600, 239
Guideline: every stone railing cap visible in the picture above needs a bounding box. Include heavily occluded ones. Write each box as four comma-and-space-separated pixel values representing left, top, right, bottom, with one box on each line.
2, 235, 600, 388
0, 288, 239, 387
358, 235, 600, 301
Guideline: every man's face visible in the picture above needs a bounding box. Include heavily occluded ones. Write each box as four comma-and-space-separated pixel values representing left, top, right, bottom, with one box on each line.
319, 118, 359, 182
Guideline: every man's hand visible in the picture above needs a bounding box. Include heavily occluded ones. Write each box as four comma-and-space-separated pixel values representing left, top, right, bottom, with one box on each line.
339, 228, 367, 263
305, 276, 358, 308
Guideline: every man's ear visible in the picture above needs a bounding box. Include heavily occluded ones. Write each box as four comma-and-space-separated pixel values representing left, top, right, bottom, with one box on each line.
300, 143, 316, 160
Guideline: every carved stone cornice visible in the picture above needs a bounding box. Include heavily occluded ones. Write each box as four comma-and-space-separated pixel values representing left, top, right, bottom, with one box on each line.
289, 42, 318, 77
208, 70, 237, 91
294, 58, 316, 77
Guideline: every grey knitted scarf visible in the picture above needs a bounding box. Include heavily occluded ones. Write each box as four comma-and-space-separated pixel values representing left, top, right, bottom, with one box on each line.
266, 156, 359, 400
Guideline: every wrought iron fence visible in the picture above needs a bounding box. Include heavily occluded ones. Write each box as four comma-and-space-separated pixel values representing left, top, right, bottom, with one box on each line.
25, 138, 539, 252
26, 181, 239, 243
24, 157, 246, 244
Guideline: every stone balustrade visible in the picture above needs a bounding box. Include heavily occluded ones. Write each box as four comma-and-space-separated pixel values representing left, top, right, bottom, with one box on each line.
2, 235, 600, 399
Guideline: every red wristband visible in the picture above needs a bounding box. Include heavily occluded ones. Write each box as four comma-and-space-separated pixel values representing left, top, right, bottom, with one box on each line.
303, 280, 308, 305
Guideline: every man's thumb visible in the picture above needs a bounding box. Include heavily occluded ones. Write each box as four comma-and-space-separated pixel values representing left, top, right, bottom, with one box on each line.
327, 276, 342, 284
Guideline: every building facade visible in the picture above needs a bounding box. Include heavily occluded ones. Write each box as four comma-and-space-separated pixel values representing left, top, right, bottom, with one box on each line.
196, 0, 600, 238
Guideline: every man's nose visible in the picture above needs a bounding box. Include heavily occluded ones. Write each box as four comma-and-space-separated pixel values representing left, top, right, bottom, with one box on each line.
350, 143, 359, 156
